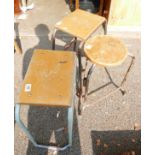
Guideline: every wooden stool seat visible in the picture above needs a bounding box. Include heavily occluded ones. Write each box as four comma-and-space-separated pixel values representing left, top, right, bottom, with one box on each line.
19, 49, 76, 107
55, 9, 106, 41
84, 35, 128, 66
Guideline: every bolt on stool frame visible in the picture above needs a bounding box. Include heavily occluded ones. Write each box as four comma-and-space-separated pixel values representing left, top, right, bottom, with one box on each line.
15, 50, 77, 151
81, 35, 135, 111
51, 9, 107, 114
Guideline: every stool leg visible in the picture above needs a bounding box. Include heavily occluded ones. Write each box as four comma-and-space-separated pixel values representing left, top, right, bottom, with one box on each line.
51, 29, 57, 50
73, 37, 77, 51
104, 67, 126, 95
67, 106, 74, 146
104, 53, 135, 95
98, 0, 104, 16
84, 64, 96, 101
102, 20, 107, 35
77, 49, 82, 115
15, 104, 72, 151
15, 104, 37, 146
77, 49, 82, 95
75, 0, 80, 9
83, 58, 88, 77
120, 54, 135, 86
69, 0, 73, 8
64, 37, 77, 51
77, 41, 85, 115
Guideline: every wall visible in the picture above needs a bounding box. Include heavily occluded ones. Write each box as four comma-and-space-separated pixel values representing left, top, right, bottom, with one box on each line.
108, 0, 141, 26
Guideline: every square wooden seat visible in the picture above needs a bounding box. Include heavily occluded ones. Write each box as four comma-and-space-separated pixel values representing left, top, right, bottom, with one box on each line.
19, 49, 76, 107
55, 9, 106, 41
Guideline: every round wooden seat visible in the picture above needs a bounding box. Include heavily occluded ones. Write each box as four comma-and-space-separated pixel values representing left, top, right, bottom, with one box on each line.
84, 35, 128, 67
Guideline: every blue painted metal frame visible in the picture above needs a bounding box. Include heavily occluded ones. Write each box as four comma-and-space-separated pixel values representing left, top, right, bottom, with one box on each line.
15, 51, 77, 151
15, 102, 74, 151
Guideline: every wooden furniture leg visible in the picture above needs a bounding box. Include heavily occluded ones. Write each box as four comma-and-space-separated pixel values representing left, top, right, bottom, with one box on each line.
99, 0, 104, 16
14, 40, 22, 54
14, 0, 22, 15
75, 0, 79, 9
69, 0, 73, 9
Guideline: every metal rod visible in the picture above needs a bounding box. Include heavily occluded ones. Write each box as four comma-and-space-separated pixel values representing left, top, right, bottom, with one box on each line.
15, 104, 72, 151
15, 104, 37, 146
102, 20, 107, 35
77, 41, 85, 95
82, 85, 124, 111
77, 41, 85, 115
83, 58, 88, 78
64, 37, 77, 50
67, 106, 74, 145
120, 54, 135, 86
104, 67, 126, 95
104, 67, 113, 82
82, 54, 135, 110
51, 29, 57, 50
36, 143, 70, 151
88, 81, 112, 96
84, 64, 96, 101
73, 37, 77, 51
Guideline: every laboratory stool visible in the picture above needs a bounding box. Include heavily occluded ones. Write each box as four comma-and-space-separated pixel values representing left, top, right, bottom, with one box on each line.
15, 49, 77, 151
80, 35, 135, 113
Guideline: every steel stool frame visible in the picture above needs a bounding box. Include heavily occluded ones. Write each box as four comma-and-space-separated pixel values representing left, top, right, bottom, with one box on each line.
51, 22, 107, 115
15, 100, 75, 151
83, 53, 135, 102
77, 40, 135, 113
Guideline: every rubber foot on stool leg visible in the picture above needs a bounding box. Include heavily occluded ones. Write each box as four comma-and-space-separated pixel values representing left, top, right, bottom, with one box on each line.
120, 89, 126, 95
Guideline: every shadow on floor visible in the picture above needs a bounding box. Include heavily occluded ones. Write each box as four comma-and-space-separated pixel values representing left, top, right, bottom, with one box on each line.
22, 24, 81, 155
26, 106, 81, 155
22, 24, 79, 78
22, 24, 53, 78
91, 130, 141, 155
